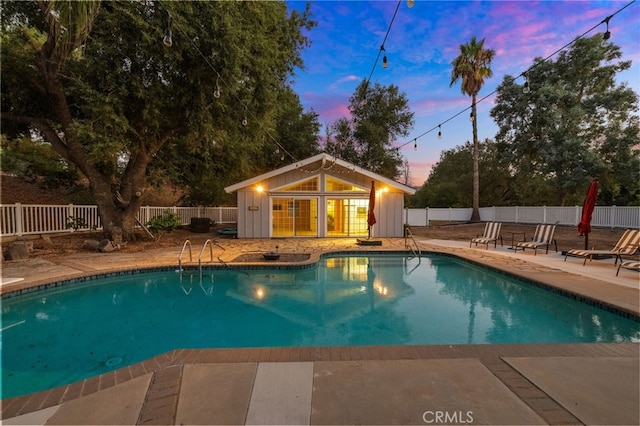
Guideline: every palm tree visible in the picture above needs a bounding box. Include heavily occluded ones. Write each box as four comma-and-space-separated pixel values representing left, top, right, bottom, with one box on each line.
450, 36, 495, 222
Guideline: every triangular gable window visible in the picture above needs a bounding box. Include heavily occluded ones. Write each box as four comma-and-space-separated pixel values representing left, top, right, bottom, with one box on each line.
277, 177, 318, 192
326, 176, 366, 192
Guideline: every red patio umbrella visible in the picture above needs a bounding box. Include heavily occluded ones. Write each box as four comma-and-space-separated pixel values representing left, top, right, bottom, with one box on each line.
367, 180, 377, 238
578, 177, 598, 250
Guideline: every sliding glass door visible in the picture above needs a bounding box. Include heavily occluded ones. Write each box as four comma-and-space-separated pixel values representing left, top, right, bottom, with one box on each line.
272, 198, 317, 237
326, 199, 368, 237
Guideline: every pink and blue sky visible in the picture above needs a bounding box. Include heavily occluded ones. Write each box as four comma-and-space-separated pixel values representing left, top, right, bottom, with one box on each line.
286, 0, 640, 187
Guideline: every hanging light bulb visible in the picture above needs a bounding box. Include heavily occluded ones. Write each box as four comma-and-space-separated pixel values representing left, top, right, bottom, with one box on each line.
213, 76, 221, 98
522, 74, 530, 94
601, 16, 611, 45
469, 111, 474, 122
437, 125, 442, 139
381, 45, 388, 69
163, 14, 173, 47
413, 139, 418, 151
242, 115, 248, 126
407, 0, 415, 8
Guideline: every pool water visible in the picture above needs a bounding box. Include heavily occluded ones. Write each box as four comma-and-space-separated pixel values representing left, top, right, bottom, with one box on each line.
2, 254, 638, 399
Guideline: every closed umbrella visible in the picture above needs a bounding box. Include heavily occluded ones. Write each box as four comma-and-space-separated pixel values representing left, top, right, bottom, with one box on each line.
578, 178, 598, 250
367, 180, 377, 239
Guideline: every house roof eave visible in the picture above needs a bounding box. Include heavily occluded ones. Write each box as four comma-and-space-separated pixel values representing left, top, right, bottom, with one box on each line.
224, 153, 416, 195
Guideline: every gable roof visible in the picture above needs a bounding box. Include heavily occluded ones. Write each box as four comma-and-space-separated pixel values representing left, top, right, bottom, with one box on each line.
224, 153, 416, 194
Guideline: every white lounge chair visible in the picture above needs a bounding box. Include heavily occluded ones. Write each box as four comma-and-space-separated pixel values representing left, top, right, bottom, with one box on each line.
616, 260, 640, 276
515, 224, 557, 255
565, 229, 640, 266
470, 222, 503, 249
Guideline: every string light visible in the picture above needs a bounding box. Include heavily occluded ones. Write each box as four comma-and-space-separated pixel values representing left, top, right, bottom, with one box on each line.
381, 45, 388, 69
522, 73, 530, 94
163, 13, 172, 47
213, 75, 221, 98
363, 2, 402, 89
601, 15, 612, 43
157, 1, 634, 166
407, 0, 415, 8
394, 0, 634, 152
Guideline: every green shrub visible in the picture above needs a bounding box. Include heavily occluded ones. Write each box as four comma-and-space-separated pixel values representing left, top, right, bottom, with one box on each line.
146, 210, 181, 234
66, 216, 87, 231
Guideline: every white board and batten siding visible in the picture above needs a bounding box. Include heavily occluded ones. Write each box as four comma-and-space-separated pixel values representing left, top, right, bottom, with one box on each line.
226, 153, 416, 239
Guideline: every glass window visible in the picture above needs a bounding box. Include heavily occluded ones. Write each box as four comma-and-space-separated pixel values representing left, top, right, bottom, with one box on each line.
326, 177, 367, 192
278, 177, 318, 192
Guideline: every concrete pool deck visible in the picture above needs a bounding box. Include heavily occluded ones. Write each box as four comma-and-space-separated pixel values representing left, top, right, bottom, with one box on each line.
1, 237, 639, 425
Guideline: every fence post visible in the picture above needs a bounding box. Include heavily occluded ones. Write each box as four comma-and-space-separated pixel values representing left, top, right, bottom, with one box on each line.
515, 206, 519, 224
67, 204, 74, 233
575, 206, 580, 226
425, 207, 429, 227
610, 205, 616, 228
15, 203, 23, 237
543, 206, 547, 224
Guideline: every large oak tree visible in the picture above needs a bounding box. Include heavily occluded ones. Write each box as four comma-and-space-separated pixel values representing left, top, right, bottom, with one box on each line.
1, 1, 315, 241
491, 35, 639, 206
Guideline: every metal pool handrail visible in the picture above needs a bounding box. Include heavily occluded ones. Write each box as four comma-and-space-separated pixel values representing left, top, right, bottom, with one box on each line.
404, 226, 422, 257
198, 239, 215, 271
178, 240, 192, 271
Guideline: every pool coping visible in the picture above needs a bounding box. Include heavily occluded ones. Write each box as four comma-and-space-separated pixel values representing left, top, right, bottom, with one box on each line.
3, 343, 639, 422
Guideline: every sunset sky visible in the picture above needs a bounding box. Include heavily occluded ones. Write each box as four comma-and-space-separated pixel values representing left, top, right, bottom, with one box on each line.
286, 0, 640, 187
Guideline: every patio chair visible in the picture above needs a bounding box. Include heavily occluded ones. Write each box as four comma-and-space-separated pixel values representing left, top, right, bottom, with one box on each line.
470, 222, 503, 249
616, 260, 640, 276
565, 229, 640, 266
515, 224, 557, 255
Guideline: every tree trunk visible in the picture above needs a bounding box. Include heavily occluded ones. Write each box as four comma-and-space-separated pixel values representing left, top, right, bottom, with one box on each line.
86, 149, 150, 243
470, 95, 481, 222
88, 174, 141, 244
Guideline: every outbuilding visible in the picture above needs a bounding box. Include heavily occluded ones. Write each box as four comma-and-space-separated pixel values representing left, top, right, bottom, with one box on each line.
224, 153, 416, 238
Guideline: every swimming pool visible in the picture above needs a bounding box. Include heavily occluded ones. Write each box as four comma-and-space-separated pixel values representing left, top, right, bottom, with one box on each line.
2, 253, 638, 399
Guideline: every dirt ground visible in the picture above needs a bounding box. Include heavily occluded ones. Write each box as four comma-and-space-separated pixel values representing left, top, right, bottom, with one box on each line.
1, 222, 628, 261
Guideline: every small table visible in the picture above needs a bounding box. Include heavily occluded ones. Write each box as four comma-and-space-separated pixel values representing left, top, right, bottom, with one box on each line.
508, 232, 526, 250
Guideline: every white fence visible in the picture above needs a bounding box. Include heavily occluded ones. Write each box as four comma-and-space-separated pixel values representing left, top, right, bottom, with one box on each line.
405, 206, 640, 229
2, 203, 638, 238
0, 204, 237, 237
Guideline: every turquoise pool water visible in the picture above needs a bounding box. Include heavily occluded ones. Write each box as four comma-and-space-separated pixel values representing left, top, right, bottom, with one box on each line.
2, 253, 638, 399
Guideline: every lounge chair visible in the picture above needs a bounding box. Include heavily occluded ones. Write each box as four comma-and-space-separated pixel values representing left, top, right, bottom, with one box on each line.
616, 260, 640, 276
515, 224, 557, 255
470, 222, 503, 249
565, 229, 640, 266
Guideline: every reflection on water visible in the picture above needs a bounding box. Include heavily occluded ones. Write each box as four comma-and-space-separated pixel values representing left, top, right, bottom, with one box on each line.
431, 258, 638, 344
2, 254, 638, 399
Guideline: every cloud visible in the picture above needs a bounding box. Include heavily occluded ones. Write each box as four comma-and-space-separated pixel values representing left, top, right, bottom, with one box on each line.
328, 75, 360, 91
